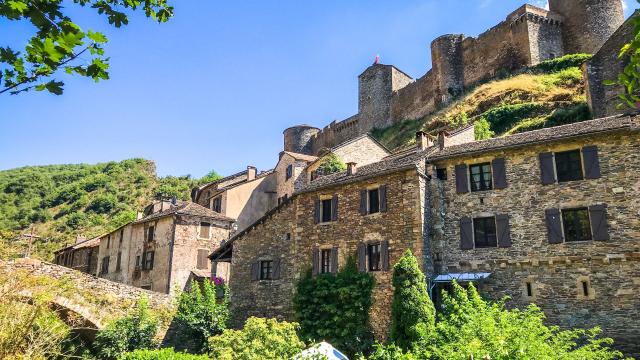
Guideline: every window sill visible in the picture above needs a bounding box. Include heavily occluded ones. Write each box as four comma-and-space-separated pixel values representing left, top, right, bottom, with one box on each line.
562, 240, 593, 244
469, 189, 494, 194
317, 221, 335, 226
363, 212, 382, 218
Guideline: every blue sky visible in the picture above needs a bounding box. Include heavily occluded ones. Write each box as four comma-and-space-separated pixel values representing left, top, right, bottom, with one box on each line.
1, 0, 638, 177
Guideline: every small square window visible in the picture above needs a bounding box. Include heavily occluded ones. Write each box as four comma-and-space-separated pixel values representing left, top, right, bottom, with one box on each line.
199, 222, 211, 238
320, 249, 332, 274
147, 226, 155, 242
555, 150, 583, 183
562, 208, 591, 242
368, 188, 380, 214
285, 233, 291, 241
321, 199, 333, 223
286, 165, 293, 180
469, 163, 492, 192
473, 217, 497, 248
436, 168, 447, 181
260, 260, 273, 280
367, 243, 381, 272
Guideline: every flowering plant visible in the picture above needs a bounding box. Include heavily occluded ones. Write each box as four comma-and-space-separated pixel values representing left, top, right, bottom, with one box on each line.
211, 275, 225, 286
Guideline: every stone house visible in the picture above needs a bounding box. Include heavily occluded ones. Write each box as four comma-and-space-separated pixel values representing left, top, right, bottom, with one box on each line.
274, 151, 318, 203
96, 200, 234, 294
211, 114, 640, 356
54, 236, 100, 275
192, 166, 277, 233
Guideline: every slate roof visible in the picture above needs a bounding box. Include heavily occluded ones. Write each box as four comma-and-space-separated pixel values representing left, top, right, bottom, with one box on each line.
55, 236, 101, 253
428, 114, 640, 161
133, 201, 235, 224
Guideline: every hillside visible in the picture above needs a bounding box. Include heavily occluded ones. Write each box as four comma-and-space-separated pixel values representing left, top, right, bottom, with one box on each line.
0, 159, 214, 259
372, 54, 592, 150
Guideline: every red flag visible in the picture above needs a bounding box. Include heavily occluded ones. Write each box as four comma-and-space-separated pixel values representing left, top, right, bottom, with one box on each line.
374, 54, 380, 65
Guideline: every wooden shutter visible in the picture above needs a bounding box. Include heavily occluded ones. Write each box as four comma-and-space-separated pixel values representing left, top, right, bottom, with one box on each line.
589, 204, 609, 241
582, 146, 601, 179
272, 258, 282, 280
492, 158, 508, 189
357, 242, 366, 272
496, 214, 512, 248
455, 164, 469, 193
360, 190, 367, 215
545, 208, 564, 244
313, 198, 320, 224
197, 249, 208, 270
539, 152, 556, 185
460, 217, 474, 250
250, 262, 259, 281
331, 194, 338, 221
379, 185, 388, 212
381, 240, 390, 271
312, 247, 319, 276
330, 246, 338, 274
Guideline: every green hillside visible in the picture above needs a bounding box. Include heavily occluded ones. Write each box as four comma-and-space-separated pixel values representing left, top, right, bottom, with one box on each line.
372, 54, 593, 150
0, 159, 210, 259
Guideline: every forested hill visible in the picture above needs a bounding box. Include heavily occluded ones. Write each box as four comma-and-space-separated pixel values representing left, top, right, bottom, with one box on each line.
0, 158, 213, 259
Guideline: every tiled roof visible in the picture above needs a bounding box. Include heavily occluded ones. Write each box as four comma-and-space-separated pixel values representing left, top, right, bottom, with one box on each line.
428, 114, 639, 161
283, 151, 318, 162
133, 201, 235, 224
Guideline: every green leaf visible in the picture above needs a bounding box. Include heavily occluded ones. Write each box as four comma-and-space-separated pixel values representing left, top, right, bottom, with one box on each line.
7, 0, 28, 13
44, 80, 64, 95
87, 30, 108, 44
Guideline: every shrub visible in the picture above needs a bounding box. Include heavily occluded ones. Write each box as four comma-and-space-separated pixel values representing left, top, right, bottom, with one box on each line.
479, 102, 547, 134
530, 53, 593, 73
87, 194, 118, 214
174, 280, 229, 353
93, 298, 159, 360
120, 348, 208, 360
358, 343, 417, 360
546, 102, 591, 127
294, 257, 375, 357
473, 118, 494, 140
390, 250, 435, 351
65, 212, 88, 230
208, 317, 305, 360
315, 153, 347, 177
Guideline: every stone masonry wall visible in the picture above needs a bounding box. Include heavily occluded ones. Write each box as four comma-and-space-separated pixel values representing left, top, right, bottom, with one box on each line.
429, 131, 640, 356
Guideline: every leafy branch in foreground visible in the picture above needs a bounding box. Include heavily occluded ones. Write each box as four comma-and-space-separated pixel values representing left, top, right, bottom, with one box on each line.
0, 0, 173, 95
605, 4, 640, 110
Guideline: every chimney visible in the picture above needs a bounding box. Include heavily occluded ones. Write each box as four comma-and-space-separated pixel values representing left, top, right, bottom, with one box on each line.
437, 131, 448, 150
346, 162, 357, 176
247, 166, 257, 181
416, 131, 432, 150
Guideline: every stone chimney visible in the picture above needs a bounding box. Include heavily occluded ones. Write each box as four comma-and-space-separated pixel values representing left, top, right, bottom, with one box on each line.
416, 131, 432, 150
247, 166, 257, 181
346, 162, 357, 176
437, 131, 448, 150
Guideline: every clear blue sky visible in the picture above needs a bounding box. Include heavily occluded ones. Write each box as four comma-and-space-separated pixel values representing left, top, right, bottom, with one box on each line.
1, 1, 638, 177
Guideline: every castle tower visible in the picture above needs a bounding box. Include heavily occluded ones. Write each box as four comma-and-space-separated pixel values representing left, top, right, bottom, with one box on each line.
358, 64, 413, 134
431, 34, 465, 104
283, 125, 320, 155
549, 0, 624, 55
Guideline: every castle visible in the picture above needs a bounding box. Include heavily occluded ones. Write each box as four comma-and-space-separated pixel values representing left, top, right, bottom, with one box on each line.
54, 1, 640, 357
285, 0, 625, 156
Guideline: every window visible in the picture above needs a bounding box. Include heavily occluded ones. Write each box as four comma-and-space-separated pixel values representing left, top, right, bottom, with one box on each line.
119, 229, 124, 246
555, 150, 583, 183
135, 255, 141, 269
581, 280, 589, 296
321, 198, 332, 223
367, 243, 381, 272
147, 226, 155, 241
562, 208, 592, 242
197, 249, 209, 270
526, 282, 533, 297
260, 260, 273, 280
368, 188, 380, 214
285, 233, 291, 241
469, 163, 492, 191
286, 165, 293, 180
212, 197, 222, 213
101, 256, 110, 275
143, 251, 154, 270
436, 168, 447, 181
320, 249, 332, 274
116, 252, 122, 271
199, 222, 211, 238
473, 217, 497, 248
106, 235, 111, 249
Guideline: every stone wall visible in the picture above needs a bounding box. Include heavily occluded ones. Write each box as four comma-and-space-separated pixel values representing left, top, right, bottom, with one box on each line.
585, 12, 637, 119
429, 131, 640, 356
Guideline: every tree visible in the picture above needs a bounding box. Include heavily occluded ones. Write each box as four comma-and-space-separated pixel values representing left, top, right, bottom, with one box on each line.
315, 153, 347, 177
174, 280, 229, 353
199, 169, 223, 184
607, 5, 640, 110
0, 0, 173, 95
474, 118, 494, 140
390, 250, 435, 351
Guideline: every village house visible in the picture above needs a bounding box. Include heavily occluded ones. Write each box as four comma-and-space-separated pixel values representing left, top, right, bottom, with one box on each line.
95, 199, 234, 294
212, 113, 640, 356
54, 236, 100, 275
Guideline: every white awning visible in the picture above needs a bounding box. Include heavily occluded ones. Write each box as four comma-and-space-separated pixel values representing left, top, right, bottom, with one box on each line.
432, 272, 491, 282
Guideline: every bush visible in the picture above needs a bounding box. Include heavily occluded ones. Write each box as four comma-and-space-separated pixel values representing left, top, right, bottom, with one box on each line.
65, 212, 88, 230
208, 317, 305, 360
174, 280, 229, 353
120, 348, 208, 360
479, 102, 547, 134
390, 250, 435, 351
87, 194, 118, 214
473, 118, 494, 140
530, 53, 593, 73
93, 298, 159, 359
314, 153, 347, 177
294, 257, 375, 357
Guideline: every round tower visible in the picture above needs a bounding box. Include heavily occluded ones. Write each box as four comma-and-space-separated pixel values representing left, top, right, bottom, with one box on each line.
283, 125, 320, 155
548, 0, 624, 55
431, 34, 465, 103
